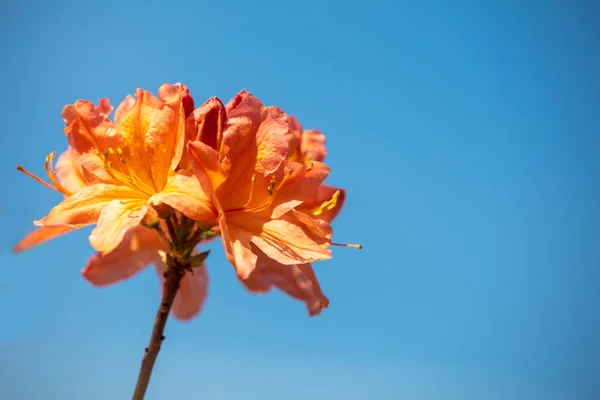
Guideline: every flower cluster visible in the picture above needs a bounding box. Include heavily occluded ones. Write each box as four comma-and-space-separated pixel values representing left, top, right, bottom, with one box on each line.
16, 84, 358, 320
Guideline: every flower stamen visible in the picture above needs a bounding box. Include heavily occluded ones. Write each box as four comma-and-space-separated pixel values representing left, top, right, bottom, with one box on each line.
243, 169, 295, 213
17, 151, 74, 196
331, 242, 362, 249
96, 148, 155, 197
17, 164, 60, 193
313, 190, 340, 216
241, 175, 257, 208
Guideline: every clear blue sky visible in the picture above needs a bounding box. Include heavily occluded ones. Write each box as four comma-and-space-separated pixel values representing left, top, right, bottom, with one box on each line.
1, 1, 598, 399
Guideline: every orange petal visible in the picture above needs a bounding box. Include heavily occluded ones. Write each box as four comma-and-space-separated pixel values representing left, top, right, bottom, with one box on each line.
190, 97, 226, 150
300, 129, 327, 162
219, 92, 289, 207
270, 160, 330, 219
114, 94, 135, 125
82, 227, 164, 286
62, 100, 124, 183
249, 210, 332, 265
296, 184, 346, 223
174, 82, 195, 118
286, 116, 304, 163
254, 106, 289, 176
13, 226, 77, 253
97, 98, 114, 116
188, 140, 227, 197
55, 148, 88, 193
150, 171, 216, 222
219, 213, 258, 279
89, 199, 148, 254
224, 89, 248, 113
117, 84, 186, 190
158, 84, 188, 176
181, 97, 226, 170
155, 261, 209, 321
36, 184, 145, 227
243, 256, 329, 316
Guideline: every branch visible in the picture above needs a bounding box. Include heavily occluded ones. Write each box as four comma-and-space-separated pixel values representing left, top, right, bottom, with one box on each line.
131, 260, 185, 400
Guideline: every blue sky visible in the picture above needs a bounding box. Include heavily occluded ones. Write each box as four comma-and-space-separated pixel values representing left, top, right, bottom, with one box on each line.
1, 0, 599, 399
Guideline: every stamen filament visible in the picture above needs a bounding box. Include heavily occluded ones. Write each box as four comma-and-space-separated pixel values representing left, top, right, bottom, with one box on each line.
97, 147, 156, 197
241, 175, 257, 208
17, 165, 61, 193
331, 242, 362, 250
243, 169, 295, 213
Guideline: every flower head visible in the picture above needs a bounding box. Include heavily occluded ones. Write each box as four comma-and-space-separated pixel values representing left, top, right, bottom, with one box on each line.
16, 84, 359, 320
188, 90, 333, 279
236, 113, 358, 315
22, 84, 215, 255
17, 139, 209, 321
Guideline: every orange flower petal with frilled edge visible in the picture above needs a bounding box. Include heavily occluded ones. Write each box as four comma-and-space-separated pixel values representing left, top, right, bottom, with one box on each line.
114, 95, 135, 125
55, 148, 88, 193
116, 84, 186, 191
296, 184, 347, 223
36, 184, 146, 227
155, 260, 209, 321
235, 209, 332, 266
254, 106, 290, 176
242, 253, 329, 316
62, 100, 125, 183
150, 170, 216, 222
300, 129, 327, 162
270, 161, 330, 219
97, 98, 114, 116
82, 227, 165, 286
218, 213, 258, 279
89, 199, 148, 254
218, 91, 289, 208
13, 226, 77, 253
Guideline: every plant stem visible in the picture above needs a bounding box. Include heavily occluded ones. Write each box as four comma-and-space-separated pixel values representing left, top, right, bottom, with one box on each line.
131, 260, 185, 400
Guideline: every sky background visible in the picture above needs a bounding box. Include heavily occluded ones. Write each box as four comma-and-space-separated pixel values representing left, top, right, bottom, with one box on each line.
1, 0, 599, 399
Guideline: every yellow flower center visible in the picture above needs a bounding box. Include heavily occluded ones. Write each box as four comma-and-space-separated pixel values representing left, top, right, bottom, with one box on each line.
96, 147, 156, 197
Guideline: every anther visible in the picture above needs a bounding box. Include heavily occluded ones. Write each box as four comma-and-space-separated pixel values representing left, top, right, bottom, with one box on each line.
314, 190, 340, 216
267, 176, 278, 196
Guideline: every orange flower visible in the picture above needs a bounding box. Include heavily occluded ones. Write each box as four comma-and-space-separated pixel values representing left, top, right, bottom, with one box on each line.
237, 114, 353, 315
30, 84, 215, 254
188, 90, 333, 280
17, 143, 208, 321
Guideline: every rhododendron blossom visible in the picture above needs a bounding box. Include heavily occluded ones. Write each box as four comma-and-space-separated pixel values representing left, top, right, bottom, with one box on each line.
33, 84, 215, 254
238, 113, 349, 315
16, 144, 209, 321
188, 91, 333, 279
16, 82, 359, 399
